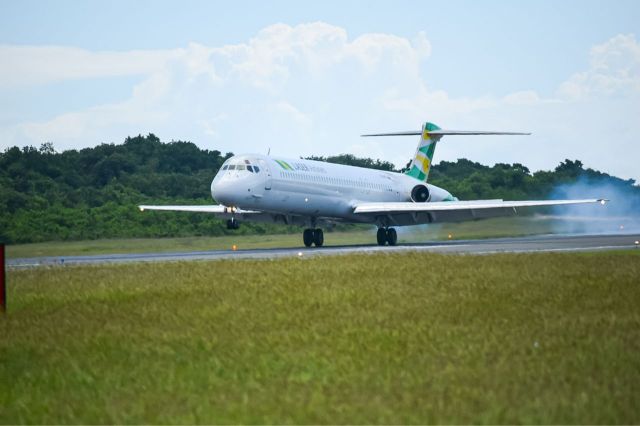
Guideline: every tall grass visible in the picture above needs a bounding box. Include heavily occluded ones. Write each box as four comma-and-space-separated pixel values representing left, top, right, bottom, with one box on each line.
1, 252, 639, 423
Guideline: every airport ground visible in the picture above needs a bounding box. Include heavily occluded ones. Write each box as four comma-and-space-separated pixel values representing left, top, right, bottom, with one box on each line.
6, 215, 634, 259
1, 249, 639, 423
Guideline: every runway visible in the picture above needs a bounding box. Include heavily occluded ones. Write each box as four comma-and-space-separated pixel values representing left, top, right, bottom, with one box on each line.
7, 233, 640, 269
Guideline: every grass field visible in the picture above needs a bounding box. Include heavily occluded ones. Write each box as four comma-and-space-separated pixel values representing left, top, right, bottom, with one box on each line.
1, 251, 639, 423
6, 216, 564, 259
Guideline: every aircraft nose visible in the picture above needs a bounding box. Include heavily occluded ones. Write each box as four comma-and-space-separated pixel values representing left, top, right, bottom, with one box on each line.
211, 179, 236, 205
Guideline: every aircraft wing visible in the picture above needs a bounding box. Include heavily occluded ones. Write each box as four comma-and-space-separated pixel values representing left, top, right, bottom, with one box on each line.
353, 199, 607, 224
138, 205, 261, 214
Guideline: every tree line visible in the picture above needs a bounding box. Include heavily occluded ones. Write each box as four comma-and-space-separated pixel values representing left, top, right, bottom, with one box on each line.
1, 134, 637, 244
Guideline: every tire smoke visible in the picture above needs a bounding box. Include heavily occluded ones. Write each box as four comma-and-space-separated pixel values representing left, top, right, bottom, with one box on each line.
550, 176, 640, 234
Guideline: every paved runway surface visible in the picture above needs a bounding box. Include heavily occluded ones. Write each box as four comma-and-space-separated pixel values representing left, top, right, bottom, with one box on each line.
8, 233, 640, 268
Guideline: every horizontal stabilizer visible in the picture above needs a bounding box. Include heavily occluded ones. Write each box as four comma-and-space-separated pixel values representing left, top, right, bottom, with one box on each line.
361, 130, 530, 137
361, 131, 422, 137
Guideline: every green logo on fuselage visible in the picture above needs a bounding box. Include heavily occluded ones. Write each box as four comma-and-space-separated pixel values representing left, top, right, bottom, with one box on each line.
275, 159, 294, 170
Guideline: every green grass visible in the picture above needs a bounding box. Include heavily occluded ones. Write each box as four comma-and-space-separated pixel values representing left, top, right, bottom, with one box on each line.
6, 216, 565, 259
1, 252, 639, 423
5, 231, 369, 259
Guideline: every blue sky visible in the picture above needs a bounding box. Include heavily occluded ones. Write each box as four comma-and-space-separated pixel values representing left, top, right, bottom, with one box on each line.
1, 0, 639, 180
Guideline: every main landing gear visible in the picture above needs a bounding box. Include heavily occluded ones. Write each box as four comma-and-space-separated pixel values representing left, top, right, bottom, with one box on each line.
226, 218, 240, 230
377, 227, 398, 246
303, 228, 324, 247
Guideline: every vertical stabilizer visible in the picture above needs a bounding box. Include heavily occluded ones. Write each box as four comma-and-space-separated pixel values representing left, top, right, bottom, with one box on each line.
405, 122, 441, 182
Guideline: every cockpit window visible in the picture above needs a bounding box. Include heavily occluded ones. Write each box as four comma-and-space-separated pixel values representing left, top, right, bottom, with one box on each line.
223, 160, 260, 172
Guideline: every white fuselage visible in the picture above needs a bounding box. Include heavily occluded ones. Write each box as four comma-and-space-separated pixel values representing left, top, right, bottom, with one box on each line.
140, 126, 603, 246
211, 154, 455, 225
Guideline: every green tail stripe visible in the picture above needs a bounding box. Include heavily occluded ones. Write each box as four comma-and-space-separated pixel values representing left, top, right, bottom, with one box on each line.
406, 165, 425, 181
405, 121, 441, 182
425, 122, 441, 132
426, 142, 436, 160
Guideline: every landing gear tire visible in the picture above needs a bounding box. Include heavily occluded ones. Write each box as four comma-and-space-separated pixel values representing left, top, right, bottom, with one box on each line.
313, 228, 324, 247
303, 229, 314, 247
226, 218, 240, 230
386, 228, 398, 246
376, 227, 398, 246
303, 228, 324, 247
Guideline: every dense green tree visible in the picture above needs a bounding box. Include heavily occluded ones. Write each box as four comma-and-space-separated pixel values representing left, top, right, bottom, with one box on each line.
1, 134, 638, 244
306, 154, 396, 172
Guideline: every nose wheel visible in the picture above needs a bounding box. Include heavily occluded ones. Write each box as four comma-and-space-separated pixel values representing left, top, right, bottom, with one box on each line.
376, 227, 397, 246
303, 228, 324, 247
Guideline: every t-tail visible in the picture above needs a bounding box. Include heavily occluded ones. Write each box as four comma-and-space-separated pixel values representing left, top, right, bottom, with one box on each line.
362, 122, 530, 183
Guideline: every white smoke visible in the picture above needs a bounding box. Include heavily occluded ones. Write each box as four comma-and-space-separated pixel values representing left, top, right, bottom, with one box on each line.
549, 176, 640, 234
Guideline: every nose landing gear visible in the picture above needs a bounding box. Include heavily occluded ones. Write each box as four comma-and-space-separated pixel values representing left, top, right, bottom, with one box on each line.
226, 218, 240, 230
303, 228, 324, 247
376, 227, 397, 246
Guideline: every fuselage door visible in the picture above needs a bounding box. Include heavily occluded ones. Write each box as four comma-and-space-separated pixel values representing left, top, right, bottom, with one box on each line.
259, 159, 272, 190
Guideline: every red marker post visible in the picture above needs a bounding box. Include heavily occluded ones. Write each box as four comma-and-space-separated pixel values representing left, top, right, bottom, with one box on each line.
0, 243, 5, 313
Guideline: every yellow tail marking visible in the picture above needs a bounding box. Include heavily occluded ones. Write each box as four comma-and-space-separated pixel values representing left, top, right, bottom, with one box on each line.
415, 152, 430, 172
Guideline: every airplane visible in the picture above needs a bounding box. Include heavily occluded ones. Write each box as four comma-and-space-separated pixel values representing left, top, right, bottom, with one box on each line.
139, 121, 607, 247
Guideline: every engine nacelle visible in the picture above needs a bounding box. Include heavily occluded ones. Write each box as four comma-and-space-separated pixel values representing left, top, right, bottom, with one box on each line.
411, 185, 430, 202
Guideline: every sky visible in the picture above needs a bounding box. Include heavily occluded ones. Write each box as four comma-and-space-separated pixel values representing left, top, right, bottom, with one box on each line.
1, 0, 639, 180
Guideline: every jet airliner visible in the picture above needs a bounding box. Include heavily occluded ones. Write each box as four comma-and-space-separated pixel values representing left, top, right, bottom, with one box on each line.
139, 122, 606, 247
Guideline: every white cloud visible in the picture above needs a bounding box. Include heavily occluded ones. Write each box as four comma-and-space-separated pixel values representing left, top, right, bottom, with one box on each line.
0, 45, 183, 88
0, 26, 638, 181
1, 22, 432, 150
373, 33, 640, 180
558, 34, 640, 100
271, 101, 312, 126
503, 90, 542, 105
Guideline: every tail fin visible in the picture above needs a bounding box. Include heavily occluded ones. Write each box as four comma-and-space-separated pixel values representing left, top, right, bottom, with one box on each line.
406, 122, 441, 182
361, 123, 530, 183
